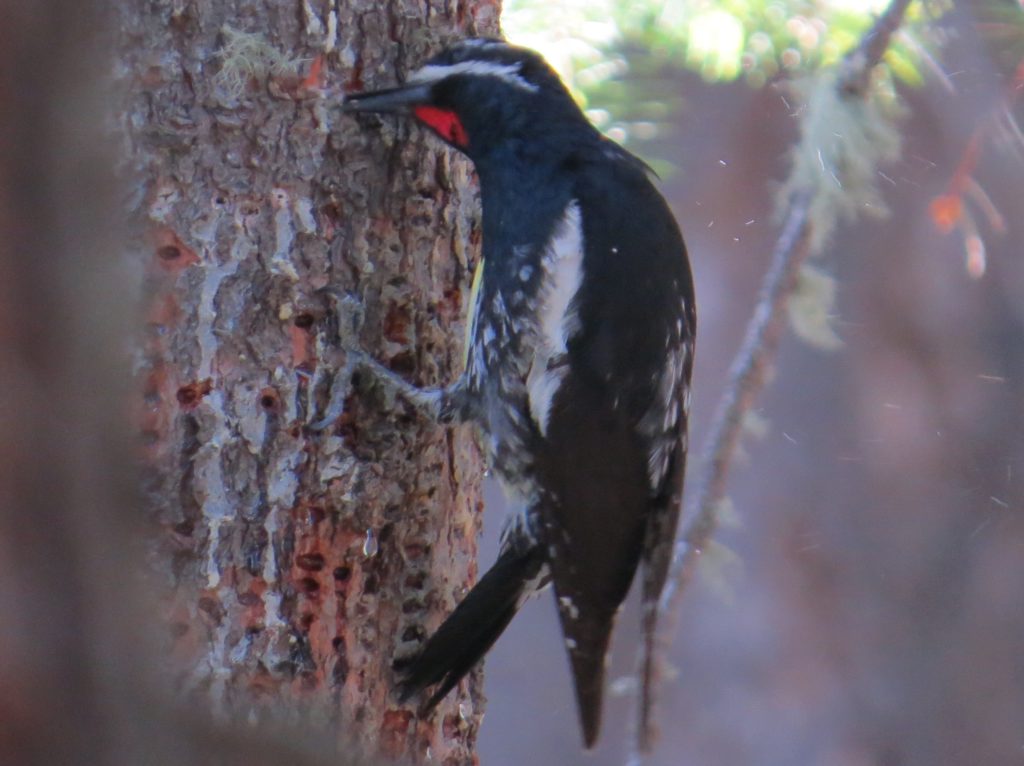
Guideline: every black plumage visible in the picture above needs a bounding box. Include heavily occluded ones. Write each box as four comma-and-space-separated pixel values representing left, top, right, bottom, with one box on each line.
343, 38, 695, 748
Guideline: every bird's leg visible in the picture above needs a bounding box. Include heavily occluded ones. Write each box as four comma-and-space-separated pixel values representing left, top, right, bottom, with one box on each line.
349, 348, 470, 424
310, 288, 471, 430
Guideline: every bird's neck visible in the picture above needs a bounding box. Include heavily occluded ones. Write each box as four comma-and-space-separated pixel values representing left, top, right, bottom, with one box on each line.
476, 153, 575, 249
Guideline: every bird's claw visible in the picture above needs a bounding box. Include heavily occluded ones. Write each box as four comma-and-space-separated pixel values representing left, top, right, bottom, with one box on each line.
303, 289, 368, 431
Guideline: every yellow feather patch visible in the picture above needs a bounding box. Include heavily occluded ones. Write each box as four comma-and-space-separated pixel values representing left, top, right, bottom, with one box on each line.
463, 258, 485, 369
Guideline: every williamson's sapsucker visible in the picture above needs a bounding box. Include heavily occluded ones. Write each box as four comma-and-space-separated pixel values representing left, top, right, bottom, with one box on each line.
342, 38, 695, 748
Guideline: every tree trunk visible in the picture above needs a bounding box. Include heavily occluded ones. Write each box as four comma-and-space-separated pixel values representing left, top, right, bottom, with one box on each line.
0, 3, 138, 764
117, 1, 498, 762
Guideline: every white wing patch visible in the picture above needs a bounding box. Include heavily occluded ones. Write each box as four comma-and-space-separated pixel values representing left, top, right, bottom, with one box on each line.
408, 60, 538, 93
527, 360, 568, 436
527, 202, 584, 436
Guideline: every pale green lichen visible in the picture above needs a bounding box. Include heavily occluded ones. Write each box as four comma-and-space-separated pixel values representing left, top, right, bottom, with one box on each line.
776, 67, 902, 351
741, 410, 771, 441
714, 496, 744, 531
696, 539, 744, 605
777, 68, 904, 255
213, 26, 304, 99
788, 263, 843, 351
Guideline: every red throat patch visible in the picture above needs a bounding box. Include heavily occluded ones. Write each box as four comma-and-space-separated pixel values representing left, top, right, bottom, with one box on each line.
413, 105, 469, 148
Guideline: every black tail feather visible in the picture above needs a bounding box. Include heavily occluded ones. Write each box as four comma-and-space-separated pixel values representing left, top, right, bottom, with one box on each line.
397, 540, 544, 712
561, 605, 616, 749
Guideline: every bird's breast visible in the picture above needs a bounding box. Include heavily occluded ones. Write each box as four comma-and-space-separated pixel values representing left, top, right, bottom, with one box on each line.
462, 200, 588, 499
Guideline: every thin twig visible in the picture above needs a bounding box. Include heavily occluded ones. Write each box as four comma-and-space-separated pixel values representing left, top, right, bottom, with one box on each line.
660, 194, 811, 624
628, 0, 915, 760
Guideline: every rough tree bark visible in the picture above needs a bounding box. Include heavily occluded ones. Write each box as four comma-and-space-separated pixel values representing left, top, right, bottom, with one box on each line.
117, 2, 498, 762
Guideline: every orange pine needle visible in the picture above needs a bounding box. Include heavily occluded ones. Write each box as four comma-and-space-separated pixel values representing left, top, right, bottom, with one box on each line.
928, 194, 963, 233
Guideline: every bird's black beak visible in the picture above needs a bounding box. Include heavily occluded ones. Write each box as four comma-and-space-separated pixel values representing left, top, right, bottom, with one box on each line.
342, 83, 433, 113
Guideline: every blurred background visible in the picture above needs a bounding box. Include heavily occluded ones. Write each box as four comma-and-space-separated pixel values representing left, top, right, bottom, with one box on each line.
476, 1, 1024, 764
2, 1, 1020, 765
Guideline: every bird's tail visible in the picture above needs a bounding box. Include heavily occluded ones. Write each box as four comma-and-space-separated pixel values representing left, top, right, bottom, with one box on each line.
396, 532, 545, 712
559, 602, 617, 749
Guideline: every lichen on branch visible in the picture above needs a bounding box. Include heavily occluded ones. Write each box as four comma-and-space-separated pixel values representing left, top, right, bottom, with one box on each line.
629, 1, 918, 760
777, 68, 903, 254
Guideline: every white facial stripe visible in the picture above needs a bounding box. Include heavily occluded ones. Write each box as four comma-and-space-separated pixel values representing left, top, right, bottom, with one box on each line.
455, 39, 509, 51
527, 202, 585, 436
408, 60, 538, 93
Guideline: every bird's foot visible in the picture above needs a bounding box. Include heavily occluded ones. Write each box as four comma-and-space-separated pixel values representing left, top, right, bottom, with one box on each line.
309, 288, 456, 428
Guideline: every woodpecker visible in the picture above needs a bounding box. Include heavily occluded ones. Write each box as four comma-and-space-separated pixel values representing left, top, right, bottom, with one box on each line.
342, 38, 695, 748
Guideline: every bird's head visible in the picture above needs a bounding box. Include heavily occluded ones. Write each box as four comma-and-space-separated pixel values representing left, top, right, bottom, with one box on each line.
343, 39, 593, 163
